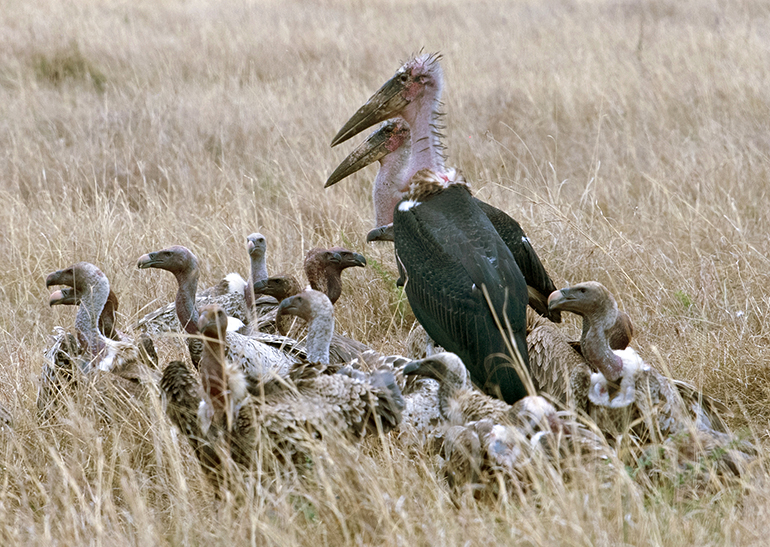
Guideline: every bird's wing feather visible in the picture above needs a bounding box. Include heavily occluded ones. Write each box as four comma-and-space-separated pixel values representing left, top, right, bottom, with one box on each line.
474, 199, 560, 322
394, 185, 530, 403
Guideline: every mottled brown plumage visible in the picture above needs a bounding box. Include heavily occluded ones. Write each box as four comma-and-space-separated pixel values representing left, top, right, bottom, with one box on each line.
159, 359, 233, 487
526, 309, 591, 411
402, 351, 610, 490
160, 301, 403, 481
403, 352, 513, 425
40, 263, 159, 419
547, 281, 751, 473
232, 363, 404, 470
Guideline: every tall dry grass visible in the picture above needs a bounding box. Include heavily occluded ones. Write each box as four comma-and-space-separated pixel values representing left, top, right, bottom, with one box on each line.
1, 0, 770, 544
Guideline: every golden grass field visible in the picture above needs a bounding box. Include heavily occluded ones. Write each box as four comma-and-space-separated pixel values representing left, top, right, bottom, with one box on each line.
1, 0, 770, 544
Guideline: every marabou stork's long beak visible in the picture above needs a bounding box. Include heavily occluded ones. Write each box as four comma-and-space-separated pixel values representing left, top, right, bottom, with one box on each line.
331, 73, 410, 147
325, 123, 394, 187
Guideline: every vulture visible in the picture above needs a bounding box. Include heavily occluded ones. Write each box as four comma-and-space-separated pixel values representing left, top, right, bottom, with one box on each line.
330, 53, 545, 404
249, 245, 367, 326
546, 281, 752, 474
403, 352, 554, 427
242, 232, 270, 310
403, 352, 604, 490
274, 289, 338, 365
526, 306, 633, 410
137, 245, 300, 378
160, 302, 404, 483
200, 232, 269, 301
250, 247, 371, 363
277, 290, 438, 439
303, 246, 366, 305
327, 117, 560, 323
49, 285, 121, 341
159, 305, 250, 487
48, 285, 158, 369
40, 262, 158, 417
137, 233, 272, 346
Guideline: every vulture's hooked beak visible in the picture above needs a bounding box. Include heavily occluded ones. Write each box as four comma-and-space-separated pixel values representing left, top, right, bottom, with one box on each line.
341, 251, 367, 268
547, 289, 572, 311
366, 224, 395, 242
136, 253, 158, 269
49, 287, 78, 306
402, 356, 447, 382
48, 289, 67, 307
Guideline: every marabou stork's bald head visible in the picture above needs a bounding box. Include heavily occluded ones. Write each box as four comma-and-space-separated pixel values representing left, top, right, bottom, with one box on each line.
331, 53, 443, 147
325, 118, 411, 188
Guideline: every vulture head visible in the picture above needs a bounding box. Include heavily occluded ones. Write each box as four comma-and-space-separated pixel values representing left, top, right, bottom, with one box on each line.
48, 286, 120, 340
548, 281, 632, 386
276, 289, 333, 328
304, 247, 366, 304
403, 352, 471, 391
46, 262, 107, 294
276, 290, 335, 364
546, 282, 616, 322
251, 275, 302, 302
246, 233, 267, 261
137, 245, 198, 279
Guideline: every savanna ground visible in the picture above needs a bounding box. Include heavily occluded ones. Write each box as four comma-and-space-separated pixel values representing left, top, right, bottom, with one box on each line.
0, 0, 769, 544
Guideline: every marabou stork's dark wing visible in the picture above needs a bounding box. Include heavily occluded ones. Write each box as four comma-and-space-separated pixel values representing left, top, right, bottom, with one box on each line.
394, 185, 531, 403
473, 199, 561, 323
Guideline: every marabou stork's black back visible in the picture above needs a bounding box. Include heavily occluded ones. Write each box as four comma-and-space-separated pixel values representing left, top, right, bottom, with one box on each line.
394, 182, 531, 404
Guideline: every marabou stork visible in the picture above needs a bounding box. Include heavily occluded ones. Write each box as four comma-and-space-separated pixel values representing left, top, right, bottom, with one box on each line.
330, 53, 532, 403
326, 118, 561, 322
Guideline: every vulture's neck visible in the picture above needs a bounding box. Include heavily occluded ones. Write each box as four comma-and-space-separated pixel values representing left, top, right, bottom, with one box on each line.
580, 306, 624, 382
76, 278, 110, 358
250, 251, 268, 286
304, 308, 334, 365
199, 328, 227, 424
174, 267, 200, 335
